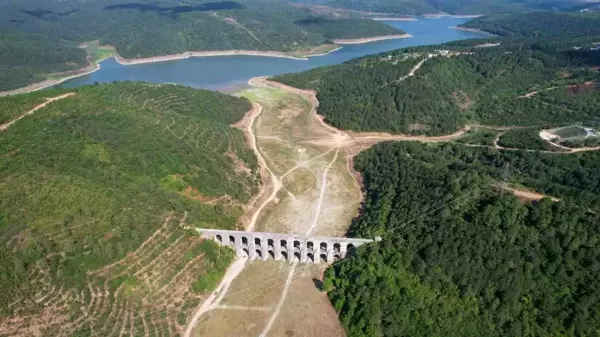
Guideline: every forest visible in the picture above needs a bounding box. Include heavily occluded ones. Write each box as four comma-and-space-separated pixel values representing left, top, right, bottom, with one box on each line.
291, 0, 593, 15
0, 82, 258, 335
0, 0, 403, 91
461, 12, 600, 39
295, 17, 402, 40
273, 36, 600, 135
324, 141, 600, 336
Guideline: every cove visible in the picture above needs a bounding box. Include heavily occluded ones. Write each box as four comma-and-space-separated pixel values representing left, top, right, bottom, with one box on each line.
59, 17, 487, 91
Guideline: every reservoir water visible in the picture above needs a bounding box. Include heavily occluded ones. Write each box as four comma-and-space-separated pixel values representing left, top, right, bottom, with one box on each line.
59, 17, 487, 91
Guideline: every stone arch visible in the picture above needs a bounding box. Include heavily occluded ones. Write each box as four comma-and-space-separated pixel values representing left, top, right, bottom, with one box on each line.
307, 241, 314, 250
294, 252, 301, 262
242, 248, 249, 257
268, 250, 275, 259
333, 254, 340, 261
242, 236, 248, 245
268, 238, 274, 248
307, 253, 314, 263
255, 249, 262, 259
347, 243, 355, 252
333, 242, 341, 252
215, 235, 222, 244
293, 240, 300, 248
280, 239, 287, 249
281, 251, 288, 261
229, 235, 235, 244
254, 237, 261, 246
319, 254, 327, 263
320, 242, 327, 252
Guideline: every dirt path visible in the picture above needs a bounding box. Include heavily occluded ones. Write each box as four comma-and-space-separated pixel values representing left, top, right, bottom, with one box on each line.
495, 185, 560, 202
0, 93, 76, 131
183, 257, 248, 337
240, 103, 283, 232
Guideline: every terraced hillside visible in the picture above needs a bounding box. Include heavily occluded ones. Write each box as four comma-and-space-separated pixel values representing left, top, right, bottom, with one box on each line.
0, 82, 258, 336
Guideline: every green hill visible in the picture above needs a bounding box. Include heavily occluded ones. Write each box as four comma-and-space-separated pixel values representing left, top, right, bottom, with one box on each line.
291, 0, 595, 15
460, 12, 600, 38
0, 0, 405, 92
272, 38, 600, 135
0, 82, 258, 335
325, 141, 600, 337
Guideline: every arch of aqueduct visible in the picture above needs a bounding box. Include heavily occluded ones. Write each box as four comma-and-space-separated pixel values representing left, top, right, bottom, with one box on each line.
197, 228, 374, 263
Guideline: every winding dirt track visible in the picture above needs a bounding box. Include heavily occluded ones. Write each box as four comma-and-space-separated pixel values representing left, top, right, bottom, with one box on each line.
0, 93, 76, 131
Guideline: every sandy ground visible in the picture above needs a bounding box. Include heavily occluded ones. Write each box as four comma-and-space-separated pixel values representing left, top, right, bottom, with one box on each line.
0, 93, 76, 130
495, 185, 560, 202
332, 33, 412, 44
191, 80, 359, 337
115, 45, 342, 65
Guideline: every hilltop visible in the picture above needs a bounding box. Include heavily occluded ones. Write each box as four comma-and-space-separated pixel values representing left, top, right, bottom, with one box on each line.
0, 82, 259, 336
291, 0, 598, 16
272, 13, 600, 136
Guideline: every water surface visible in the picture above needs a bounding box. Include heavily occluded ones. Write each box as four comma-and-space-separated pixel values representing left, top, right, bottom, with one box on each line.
60, 17, 487, 91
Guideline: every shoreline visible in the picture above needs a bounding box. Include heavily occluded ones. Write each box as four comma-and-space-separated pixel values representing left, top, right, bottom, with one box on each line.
332, 33, 412, 44
451, 25, 497, 36
0, 63, 101, 97
425, 13, 482, 19
0, 45, 344, 96
114, 45, 344, 65
372, 17, 417, 21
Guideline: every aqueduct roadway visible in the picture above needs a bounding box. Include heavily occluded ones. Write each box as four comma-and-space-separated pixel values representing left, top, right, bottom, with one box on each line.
197, 228, 374, 263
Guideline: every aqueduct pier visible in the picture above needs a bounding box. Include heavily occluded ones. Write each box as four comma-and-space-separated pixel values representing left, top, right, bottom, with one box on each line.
197, 228, 374, 263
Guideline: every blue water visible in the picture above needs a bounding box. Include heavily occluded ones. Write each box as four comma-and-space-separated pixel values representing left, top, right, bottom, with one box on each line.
59, 17, 486, 91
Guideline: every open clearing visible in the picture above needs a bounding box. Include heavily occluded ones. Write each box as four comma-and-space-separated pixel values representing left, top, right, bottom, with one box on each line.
192, 83, 359, 336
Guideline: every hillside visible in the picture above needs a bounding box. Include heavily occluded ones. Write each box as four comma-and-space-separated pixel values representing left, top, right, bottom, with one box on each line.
291, 0, 595, 15
0, 82, 259, 336
0, 0, 405, 92
324, 142, 600, 337
272, 38, 600, 135
460, 12, 600, 38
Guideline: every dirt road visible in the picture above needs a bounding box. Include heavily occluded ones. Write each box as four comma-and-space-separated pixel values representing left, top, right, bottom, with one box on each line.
0, 93, 76, 131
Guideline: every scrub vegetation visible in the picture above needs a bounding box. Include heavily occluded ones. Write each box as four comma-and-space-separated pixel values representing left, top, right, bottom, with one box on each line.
0, 82, 258, 336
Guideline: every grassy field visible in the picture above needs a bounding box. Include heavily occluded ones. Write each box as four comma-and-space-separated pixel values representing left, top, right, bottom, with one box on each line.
0, 82, 258, 336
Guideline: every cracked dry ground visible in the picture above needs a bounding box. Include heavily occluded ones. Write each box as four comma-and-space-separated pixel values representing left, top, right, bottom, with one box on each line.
192, 86, 360, 337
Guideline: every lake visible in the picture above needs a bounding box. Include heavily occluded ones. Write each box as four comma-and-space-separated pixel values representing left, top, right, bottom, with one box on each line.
59, 17, 487, 91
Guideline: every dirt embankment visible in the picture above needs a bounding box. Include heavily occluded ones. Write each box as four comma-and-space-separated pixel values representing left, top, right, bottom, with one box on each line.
115, 45, 341, 65
451, 26, 496, 36
332, 34, 412, 44
0, 61, 98, 97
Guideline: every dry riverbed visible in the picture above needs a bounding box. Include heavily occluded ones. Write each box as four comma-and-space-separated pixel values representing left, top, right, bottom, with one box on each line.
191, 82, 359, 337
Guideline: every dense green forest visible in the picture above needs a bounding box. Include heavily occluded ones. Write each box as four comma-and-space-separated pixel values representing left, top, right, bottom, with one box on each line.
0, 32, 87, 91
295, 17, 402, 39
324, 141, 600, 336
291, 0, 595, 15
273, 37, 600, 135
0, 82, 257, 335
0, 0, 403, 91
461, 12, 600, 38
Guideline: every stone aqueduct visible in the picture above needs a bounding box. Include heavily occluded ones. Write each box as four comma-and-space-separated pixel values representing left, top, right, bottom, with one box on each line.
197, 228, 374, 263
